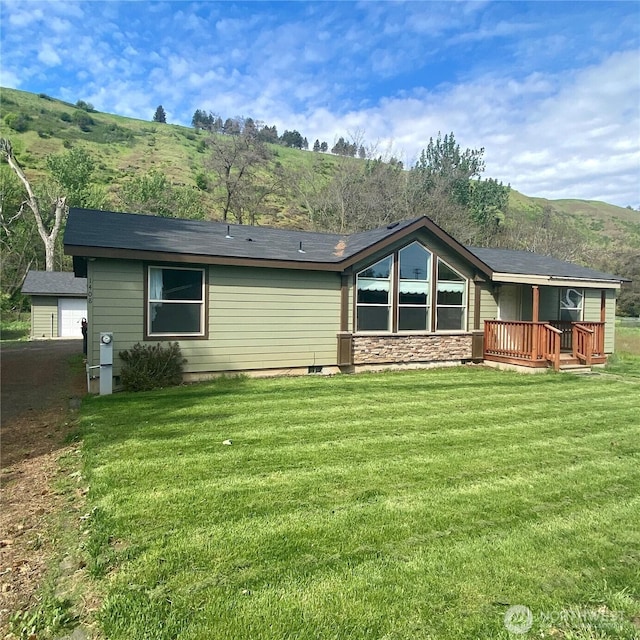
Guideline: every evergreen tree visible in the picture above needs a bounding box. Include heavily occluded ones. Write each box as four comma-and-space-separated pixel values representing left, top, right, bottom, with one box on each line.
153, 105, 167, 123
280, 130, 304, 149
320, 141, 328, 152
243, 117, 257, 138
313, 139, 321, 152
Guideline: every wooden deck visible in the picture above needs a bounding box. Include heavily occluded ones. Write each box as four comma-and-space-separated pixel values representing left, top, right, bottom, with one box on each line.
483, 321, 606, 371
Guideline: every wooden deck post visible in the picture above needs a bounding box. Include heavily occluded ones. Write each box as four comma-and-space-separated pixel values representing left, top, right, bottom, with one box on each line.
531, 286, 540, 361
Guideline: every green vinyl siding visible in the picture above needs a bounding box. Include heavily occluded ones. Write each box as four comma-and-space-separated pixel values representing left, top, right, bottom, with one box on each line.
207, 266, 340, 371
87, 260, 145, 371
477, 284, 498, 324
88, 259, 341, 376
31, 296, 58, 338
584, 288, 616, 353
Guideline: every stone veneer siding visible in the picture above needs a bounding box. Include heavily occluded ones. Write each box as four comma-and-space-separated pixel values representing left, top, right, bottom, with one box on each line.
352, 334, 473, 364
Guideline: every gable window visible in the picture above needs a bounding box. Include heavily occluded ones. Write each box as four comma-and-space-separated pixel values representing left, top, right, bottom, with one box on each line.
398, 243, 431, 331
355, 244, 468, 333
147, 266, 205, 337
559, 288, 583, 322
356, 256, 392, 331
436, 259, 466, 331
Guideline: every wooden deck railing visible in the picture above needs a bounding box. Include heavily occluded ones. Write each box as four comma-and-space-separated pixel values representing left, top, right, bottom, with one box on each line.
549, 321, 605, 359
541, 324, 562, 371
484, 320, 604, 369
484, 320, 539, 361
573, 324, 593, 365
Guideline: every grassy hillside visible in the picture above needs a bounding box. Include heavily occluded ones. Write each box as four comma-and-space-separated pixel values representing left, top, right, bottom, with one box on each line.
1, 86, 638, 245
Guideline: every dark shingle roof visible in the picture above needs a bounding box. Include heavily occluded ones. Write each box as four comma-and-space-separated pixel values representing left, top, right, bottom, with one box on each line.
467, 246, 625, 282
63, 208, 626, 283
64, 208, 424, 264
22, 270, 87, 296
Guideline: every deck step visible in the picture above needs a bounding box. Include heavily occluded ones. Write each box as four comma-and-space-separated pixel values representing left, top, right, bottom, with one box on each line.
559, 364, 593, 374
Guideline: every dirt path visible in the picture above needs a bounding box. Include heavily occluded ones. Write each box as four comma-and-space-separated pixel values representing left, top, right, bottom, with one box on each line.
0, 340, 86, 633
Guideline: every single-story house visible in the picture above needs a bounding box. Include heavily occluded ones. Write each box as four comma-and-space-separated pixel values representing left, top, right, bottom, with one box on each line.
63, 208, 628, 388
21, 270, 88, 339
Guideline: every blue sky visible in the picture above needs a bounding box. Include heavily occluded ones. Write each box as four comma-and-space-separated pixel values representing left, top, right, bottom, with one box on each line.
1, 1, 639, 207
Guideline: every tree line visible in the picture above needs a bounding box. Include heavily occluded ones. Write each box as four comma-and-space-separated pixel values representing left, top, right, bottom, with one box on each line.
1, 130, 638, 317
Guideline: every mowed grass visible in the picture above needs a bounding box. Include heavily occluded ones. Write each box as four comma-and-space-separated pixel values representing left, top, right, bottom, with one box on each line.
607, 324, 640, 378
80, 367, 640, 639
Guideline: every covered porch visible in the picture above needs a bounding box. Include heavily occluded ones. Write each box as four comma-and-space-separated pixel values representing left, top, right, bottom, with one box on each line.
483, 284, 608, 371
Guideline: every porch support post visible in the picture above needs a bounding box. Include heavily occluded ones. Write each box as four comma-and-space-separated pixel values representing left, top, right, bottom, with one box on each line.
600, 289, 606, 323
531, 285, 540, 361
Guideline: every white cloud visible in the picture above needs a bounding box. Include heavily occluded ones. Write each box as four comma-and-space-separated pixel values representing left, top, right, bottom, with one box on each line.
297, 50, 640, 207
38, 43, 62, 67
8, 7, 44, 27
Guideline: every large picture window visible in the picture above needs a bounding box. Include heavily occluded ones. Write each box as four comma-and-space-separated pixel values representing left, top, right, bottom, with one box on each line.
356, 256, 392, 331
436, 259, 466, 331
147, 266, 205, 337
355, 245, 468, 333
398, 243, 431, 331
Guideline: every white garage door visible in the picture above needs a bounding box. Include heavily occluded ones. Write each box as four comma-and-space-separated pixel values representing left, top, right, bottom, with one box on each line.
58, 298, 87, 338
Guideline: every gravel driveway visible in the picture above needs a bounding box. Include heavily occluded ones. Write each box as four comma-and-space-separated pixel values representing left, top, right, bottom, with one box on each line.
1, 339, 88, 631
1, 340, 85, 425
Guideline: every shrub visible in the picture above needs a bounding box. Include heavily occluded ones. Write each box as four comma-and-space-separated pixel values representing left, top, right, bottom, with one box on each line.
72, 110, 94, 131
60, 112, 72, 122
119, 342, 186, 392
4, 112, 30, 132
75, 100, 95, 112
195, 172, 208, 191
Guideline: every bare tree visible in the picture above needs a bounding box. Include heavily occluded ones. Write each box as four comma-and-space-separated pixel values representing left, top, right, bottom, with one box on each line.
0, 138, 66, 271
205, 133, 272, 223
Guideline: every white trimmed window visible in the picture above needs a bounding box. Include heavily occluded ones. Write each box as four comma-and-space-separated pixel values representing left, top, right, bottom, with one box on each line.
356, 256, 392, 331
436, 259, 467, 331
147, 266, 205, 336
398, 242, 431, 331
559, 288, 584, 322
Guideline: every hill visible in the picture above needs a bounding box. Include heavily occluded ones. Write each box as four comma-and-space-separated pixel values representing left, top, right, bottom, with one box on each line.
1, 87, 638, 316
1, 86, 638, 243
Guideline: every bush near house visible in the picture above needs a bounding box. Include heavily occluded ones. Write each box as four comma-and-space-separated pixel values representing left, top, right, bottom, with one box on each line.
118, 342, 185, 391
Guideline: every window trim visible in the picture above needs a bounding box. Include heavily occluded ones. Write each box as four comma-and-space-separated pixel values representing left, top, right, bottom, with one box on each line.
559, 287, 584, 322
144, 264, 209, 340
355, 255, 393, 333
435, 257, 468, 332
353, 244, 469, 335
397, 241, 432, 333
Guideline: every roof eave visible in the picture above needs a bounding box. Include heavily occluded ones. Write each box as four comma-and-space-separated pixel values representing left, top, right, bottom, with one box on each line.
492, 272, 624, 288
64, 244, 345, 271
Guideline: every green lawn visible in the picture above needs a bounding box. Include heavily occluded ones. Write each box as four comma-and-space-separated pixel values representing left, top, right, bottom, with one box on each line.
606, 324, 640, 377
0, 312, 30, 341
79, 367, 640, 639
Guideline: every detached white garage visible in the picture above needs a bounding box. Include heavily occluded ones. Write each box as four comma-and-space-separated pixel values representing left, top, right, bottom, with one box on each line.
22, 270, 88, 339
